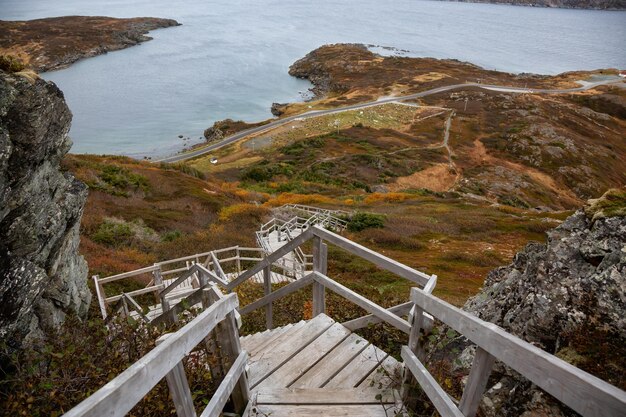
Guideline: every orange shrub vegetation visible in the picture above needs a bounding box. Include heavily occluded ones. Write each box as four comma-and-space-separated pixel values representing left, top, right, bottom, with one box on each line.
264, 193, 336, 207
81, 238, 156, 277
364, 192, 415, 204
218, 203, 268, 222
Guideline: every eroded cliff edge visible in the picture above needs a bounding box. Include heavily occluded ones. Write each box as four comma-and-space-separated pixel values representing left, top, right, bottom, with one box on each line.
0, 70, 90, 346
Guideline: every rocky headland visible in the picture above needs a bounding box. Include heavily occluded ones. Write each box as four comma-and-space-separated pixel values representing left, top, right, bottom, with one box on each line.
0, 16, 180, 72
0, 70, 90, 347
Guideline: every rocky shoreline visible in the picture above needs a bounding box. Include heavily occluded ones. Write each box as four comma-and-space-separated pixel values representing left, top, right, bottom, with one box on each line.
0, 16, 180, 72
433, 0, 626, 10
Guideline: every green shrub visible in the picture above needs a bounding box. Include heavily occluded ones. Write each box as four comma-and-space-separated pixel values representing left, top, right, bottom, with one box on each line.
0, 55, 26, 73
347, 212, 386, 232
92, 221, 133, 247
162, 230, 182, 242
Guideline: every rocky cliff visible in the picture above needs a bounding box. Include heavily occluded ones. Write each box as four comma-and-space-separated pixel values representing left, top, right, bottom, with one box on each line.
438, 190, 625, 416
0, 70, 90, 346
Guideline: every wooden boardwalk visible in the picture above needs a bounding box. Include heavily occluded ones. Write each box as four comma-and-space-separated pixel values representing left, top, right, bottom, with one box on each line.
241, 314, 403, 417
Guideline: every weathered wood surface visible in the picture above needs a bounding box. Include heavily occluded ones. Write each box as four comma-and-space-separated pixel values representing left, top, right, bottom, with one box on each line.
63, 294, 239, 417
290, 333, 368, 389
228, 228, 314, 289
411, 288, 626, 417
313, 272, 411, 334
248, 315, 334, 388
244, 315, 403, 417
257, 323, 351, 390
401, 346, 464, 417
238, 273, 314, 316
200, 351, 248, 417
156, 334, 197, 417
248, 404, 392, 416
97, 264, 160, 283
459, 347, 496, 417
255, 388, 395, 404
311, 226, 431, 287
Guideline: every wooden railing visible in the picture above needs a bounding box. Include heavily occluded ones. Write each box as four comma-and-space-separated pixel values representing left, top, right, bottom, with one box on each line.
401, 287, 626, 417
62, 291, 249, 417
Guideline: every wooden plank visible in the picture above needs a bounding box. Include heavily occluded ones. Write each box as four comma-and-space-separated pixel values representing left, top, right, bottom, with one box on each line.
211, 251, 226, 280
92, 275, 108, 319
325, 344, 387, 389
255, 388, 395, 404
244, 324, 297, 356
342, 302, 413, 332
401, 346, 464, 417
98, 264, 161, 283
258, 323, 351, 390
312, 239, 327, 316
195, 264, 229, 287
248, 404, 392, 417
248, 315, 335, 388
313, 273, 411, 334
359, 355, 402, 391
291, 334, 369, 389
311, 226, 430, 287
161, 266, 198, 297
238, 273, 314, 316
411, 288, 626, 417
156, 334, 197, 417
263, 264, 273, 329
105, 284, 164, 303
459, 347, 496, 417
63, 294, 239, 417
248, 323, 304, 357
227, 228, 314, 290
199, 351, 248, 417
423, 274, 437, 294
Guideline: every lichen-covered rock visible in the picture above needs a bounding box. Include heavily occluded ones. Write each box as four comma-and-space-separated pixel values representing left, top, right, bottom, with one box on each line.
431, 193, 625, 416
0, 70, 90, 346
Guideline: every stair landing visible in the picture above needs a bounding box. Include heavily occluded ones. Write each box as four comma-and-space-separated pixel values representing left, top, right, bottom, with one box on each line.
240, 314, 404, 416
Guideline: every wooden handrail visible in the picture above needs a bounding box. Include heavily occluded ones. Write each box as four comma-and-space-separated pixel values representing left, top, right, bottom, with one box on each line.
408, 287, 626, 417
311, 226, 433, 287
63, 294, 240, 417
313, 272, 411, 334
97, 265, 161, 284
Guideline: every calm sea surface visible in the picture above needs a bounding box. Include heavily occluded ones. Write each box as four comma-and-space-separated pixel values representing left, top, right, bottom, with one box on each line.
2, 0, 625, 157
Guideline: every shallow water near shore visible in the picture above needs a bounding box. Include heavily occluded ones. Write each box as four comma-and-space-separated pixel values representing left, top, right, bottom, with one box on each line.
2, 0, 625, 157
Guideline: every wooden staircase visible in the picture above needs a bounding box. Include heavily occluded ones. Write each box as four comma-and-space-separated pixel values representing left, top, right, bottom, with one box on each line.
72, 217, 626, 417
242, 314, 402, 416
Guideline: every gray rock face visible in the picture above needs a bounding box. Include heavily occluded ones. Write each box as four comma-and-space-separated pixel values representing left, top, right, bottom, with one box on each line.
0, 71, 90, 346
436, 209, 625, 416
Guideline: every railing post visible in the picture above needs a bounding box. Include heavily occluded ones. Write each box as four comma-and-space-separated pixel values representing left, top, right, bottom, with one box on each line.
156, 334, 197, 417
459, 347, 496, 417
215, 306, 250, 414
93, 275, 108, 320
263, 263, 273, 329
402, 302, 426, 411
312, 236, 327, 316
236, 246, 241, 274
203, 287, 225, 380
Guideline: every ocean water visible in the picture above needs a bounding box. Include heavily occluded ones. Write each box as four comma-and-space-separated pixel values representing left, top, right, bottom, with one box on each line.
2, 0, 625, 157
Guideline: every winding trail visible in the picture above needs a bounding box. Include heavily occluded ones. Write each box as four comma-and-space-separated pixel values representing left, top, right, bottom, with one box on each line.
155, 78, 623, 163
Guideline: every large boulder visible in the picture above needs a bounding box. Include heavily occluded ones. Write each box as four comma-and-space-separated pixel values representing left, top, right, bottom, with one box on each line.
0, 70, 90, 346
429, 190, 625, 416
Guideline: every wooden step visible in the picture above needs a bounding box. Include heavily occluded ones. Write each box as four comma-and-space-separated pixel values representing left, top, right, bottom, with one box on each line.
290, 333, 369, 389
255, 388, 396, 404
257, 322, 351, 390
325, 344, 388, 388
248, 314, 335, 388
